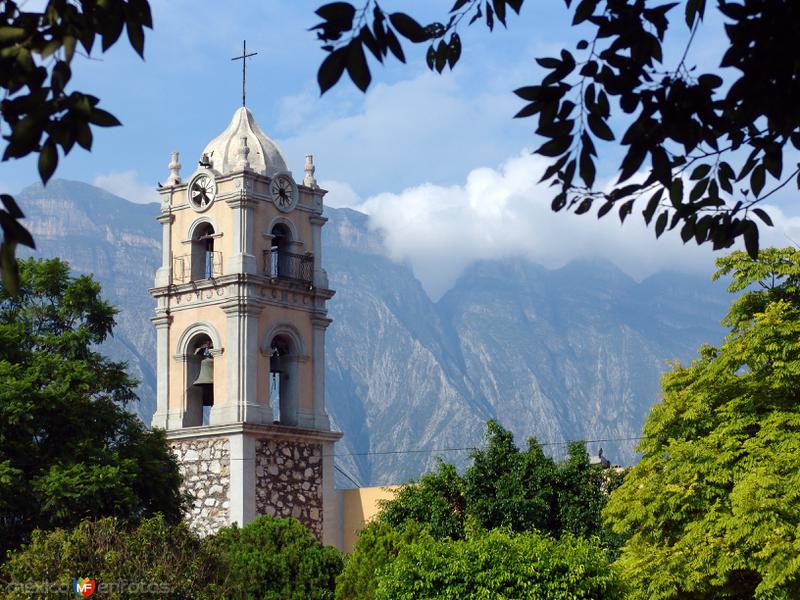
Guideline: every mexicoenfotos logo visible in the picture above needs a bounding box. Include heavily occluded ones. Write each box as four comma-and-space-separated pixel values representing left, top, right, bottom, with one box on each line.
72, 578, 96, 597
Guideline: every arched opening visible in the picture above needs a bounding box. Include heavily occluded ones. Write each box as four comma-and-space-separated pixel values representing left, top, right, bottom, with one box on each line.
191, 223, 217, 281
185, 333, 215, 426
268, 333, 298, 426
269, 223, 292, 278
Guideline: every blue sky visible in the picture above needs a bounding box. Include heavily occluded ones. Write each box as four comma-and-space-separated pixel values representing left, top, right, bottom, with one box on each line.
5, 1, 800, 297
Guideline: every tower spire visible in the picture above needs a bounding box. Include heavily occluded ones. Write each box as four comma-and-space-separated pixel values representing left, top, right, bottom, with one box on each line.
231, 40, 258, 107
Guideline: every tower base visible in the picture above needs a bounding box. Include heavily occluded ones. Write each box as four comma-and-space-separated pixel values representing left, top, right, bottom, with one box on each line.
167, 423, 342, 546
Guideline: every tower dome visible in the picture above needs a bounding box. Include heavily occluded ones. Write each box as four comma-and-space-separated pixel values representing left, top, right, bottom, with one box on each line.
200, 107, 288, 177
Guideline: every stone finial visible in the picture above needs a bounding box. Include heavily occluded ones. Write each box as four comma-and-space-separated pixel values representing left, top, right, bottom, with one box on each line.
166, 151, 181, 186
236, 136, 251, 171
303, 154, 317, 188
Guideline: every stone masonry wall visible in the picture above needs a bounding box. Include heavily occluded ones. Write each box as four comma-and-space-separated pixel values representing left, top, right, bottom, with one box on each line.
170, 437, 230, 536
255, 439, 323, 540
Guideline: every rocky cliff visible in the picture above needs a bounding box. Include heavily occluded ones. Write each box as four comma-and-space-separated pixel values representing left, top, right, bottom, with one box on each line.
16, 180, 730, 485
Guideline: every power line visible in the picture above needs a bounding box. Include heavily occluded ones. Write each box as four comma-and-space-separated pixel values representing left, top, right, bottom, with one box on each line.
334, 464, 362, 487
327, 435, 647, 459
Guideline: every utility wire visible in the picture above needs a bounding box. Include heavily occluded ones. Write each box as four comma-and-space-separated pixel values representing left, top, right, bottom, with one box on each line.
327, 435, 647, 459
334, 464, 362, 487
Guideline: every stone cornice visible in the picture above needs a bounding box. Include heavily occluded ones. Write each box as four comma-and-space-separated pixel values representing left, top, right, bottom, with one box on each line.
311, 316, 333, 329
150, 273, 335, 300
156, 212, 175, 224
220, 298, 262, 315
151, 314, 173, 328
224, 195, 258, 210
165, 422, 343, 443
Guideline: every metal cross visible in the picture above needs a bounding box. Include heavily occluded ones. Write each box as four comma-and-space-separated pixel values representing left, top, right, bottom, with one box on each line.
231, 40, 257, 107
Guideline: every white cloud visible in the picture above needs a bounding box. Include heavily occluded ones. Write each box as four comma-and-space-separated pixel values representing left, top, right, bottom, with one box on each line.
349, 152, 800, 300
92, 170, 159, 204
319, 179, 363, 209
277, 70, 531, 197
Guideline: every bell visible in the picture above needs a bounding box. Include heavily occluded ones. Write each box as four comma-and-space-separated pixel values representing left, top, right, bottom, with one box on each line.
193, 357, 214, 386
193, 357, 214, 407
270, 354, 283, 372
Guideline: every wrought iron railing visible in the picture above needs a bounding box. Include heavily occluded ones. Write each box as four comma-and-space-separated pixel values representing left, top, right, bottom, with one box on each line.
264, 249, 313, 283
172, 251, 222, 283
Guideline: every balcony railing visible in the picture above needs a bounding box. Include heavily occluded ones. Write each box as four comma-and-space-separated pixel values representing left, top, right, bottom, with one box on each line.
172, 251, 222, 284
264, 249, 313, 283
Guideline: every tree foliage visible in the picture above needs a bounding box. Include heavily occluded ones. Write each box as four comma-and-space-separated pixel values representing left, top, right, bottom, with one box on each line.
0, 0, 152, 292
373, 528, 625, 600
379, 420, 622, 545
2, 515, 344, 600
344, 421, 623, 599
0, 258, 183, 558
313, 0, 800, 257
604, 247, 800, 599
1, 515, 219, 600
335, 521, 424, 600
208, 516, 343, 600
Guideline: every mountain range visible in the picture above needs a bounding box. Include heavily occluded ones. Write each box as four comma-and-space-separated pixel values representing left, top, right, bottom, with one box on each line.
16, 179, 730, 485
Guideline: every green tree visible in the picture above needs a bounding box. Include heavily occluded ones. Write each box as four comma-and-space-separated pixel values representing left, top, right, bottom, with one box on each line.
373, 528, 625, 600
0, 258, 183, 558
375, 420, 621, 544
0, 0, 152, 291
463, 419, 560, 534
345, 422, 622, 598
1, 515, 220, 600
335, 521, 424, 600
379, 461, 466, 540
604, 247, 800, 599
313, 0, 800, 256
208, 516, 343, 600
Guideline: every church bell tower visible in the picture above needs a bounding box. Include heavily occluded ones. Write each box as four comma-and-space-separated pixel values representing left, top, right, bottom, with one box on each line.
150, 106, 342, 545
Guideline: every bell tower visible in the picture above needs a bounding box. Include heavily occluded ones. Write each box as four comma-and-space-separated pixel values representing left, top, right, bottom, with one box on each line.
150, 107, 342, 546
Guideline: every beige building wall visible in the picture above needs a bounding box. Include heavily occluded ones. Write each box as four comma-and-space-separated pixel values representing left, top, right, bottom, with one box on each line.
341, 486, 400, 553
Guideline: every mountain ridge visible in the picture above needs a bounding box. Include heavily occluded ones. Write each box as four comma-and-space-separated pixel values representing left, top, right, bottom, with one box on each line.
16, 179, 730, 484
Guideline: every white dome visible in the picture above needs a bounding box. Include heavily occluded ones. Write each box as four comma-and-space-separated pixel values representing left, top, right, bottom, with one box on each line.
201, 107, 288, 177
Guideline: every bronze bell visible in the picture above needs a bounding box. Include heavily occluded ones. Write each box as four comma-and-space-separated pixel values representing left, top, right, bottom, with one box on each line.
193, 357, 214, 385
192, 357, 214, 406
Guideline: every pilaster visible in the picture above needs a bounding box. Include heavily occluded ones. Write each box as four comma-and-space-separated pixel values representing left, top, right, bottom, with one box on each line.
322, 440, 343, 549
310, 214, 327, 288
212, 300, 271, 425
228, 433, 256, 526
311, 316, 332, 430
226, 191, 257, 274
154, 212, 174, 287
150, 313, 173, 429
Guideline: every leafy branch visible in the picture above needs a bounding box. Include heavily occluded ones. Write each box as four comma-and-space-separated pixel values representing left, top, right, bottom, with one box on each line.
313, 0, 800, 258
0, 0, 152, 293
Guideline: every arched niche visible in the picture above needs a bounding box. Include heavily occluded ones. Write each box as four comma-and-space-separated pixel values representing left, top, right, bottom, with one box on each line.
264, 216, 303, 278
185, 217, 221, 281
175, 323, 223, 428
262, 323, 306, 427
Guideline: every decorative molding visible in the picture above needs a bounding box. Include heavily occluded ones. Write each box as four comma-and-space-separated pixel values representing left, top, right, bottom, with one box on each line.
266, 215, 299, 241
186, 215, 220, 242
225, 195, 258, 210
174, 321, 223, 356
261, 321, 307, 356
311, 316, 333, 329
151, 314, 173, 328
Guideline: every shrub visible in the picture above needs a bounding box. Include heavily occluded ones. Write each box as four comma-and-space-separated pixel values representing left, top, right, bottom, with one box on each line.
210, 516, 343, 600
1, 515, 218, 599
374, 528, 625, 600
